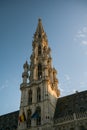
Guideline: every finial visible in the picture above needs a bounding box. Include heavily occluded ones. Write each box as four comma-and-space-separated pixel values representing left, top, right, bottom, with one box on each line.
33, 19, 48, 43
38, 18, 42, 22
35, 18, 44, 34
38, 18, 42, 27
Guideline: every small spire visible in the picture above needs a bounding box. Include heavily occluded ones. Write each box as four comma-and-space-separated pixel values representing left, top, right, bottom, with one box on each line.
33, 19, 48, 45
23, 61, 28, 69
38, 18, 42, 22
22, 61, 29, 83
36, 18, 44, 35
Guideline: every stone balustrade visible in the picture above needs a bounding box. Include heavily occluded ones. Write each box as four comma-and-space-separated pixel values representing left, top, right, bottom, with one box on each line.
54, 111, 87, 124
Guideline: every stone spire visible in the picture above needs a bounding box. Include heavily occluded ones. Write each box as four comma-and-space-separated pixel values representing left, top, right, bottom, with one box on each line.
30, 19, 60, 97
33, 18, 48, 44
36, 18, 44, 34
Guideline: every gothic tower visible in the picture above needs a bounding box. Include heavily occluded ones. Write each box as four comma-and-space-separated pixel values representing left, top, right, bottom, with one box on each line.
18, 19, 60, 130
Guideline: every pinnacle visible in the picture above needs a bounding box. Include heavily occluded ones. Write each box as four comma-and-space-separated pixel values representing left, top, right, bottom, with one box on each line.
23, 60, 28, 69
33, 19, 48, 44
36, 18, 44, 34
38, 18, 42, 22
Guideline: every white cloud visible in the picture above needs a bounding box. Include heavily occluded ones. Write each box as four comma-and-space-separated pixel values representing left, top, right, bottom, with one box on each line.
59, 86, 64, 92
83, 27, 87, 33
58, 83, 64, 92
74, 26, 87, 55
58, 86, 65, 97
64, 74, 71, 81
81, 40, 87, 45
75, 26, 87, 40
80, 81, 85, 86
76, 33, 85, 38
78, 30, 82, 34
0, 80, 9, 91
76, 29, 86, 38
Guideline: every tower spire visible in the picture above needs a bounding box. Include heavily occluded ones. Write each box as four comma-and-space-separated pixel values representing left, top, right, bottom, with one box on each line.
33, 19, 48, 44
35, 18, 44, 35
18, 19, 60, 130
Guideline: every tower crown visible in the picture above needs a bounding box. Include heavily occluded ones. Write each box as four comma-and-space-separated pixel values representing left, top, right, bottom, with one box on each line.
29, 19, 60, 96
21, 20, 60, 96
36, 19, 44, 35
33, 19, 48, 45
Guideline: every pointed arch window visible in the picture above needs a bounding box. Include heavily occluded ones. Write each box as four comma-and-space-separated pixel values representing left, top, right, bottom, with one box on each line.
36, 106, 41, 126
38, 45, 41, 55
28, 89, 32, 104
37, 87, 41, 102
27, 109, 32, 128
38, 63, 42, 79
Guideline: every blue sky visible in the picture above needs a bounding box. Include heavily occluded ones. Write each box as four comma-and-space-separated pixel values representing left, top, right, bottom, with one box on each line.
0, 0, 87, 115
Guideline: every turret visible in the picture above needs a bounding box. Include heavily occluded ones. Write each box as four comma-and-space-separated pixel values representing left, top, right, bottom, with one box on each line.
22, 61, 29, 83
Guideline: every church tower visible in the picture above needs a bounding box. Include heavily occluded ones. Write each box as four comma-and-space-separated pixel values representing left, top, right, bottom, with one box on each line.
18, 19, 60, 130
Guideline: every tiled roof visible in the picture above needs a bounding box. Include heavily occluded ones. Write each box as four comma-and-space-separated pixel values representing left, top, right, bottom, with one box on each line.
0, 111, 19, 130
54, 90, 87, 119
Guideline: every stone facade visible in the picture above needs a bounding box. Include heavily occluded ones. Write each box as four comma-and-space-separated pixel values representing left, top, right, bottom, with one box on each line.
0, 19, 87, 130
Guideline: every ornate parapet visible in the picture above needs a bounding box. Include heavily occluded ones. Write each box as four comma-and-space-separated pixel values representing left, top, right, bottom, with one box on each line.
54, 112, 87, 125
76, 111, 87, 120
54, 115, 74, 125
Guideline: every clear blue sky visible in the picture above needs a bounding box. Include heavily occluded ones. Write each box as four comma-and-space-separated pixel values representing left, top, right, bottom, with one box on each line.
0, 0, 87, 115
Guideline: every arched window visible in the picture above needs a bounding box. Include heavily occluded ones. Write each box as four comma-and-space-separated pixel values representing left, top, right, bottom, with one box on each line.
38, 64, 42, 79
38, 45, 41, 55
28, 90, 32, 104
36, 106, 41, 126
27, 109, 32, 128
37, 87, 41, 102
